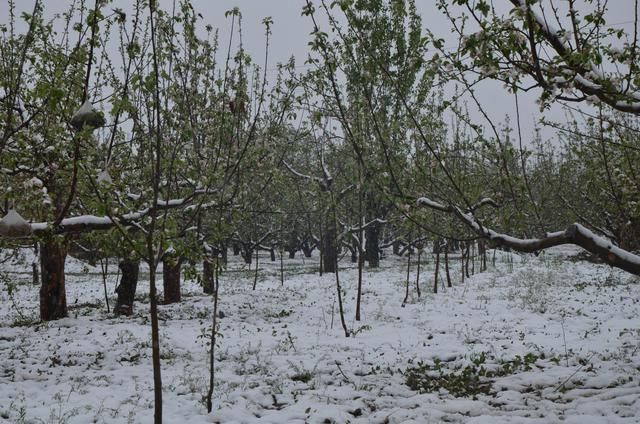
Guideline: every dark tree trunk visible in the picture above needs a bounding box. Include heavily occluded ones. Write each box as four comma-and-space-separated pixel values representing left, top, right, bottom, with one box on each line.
242, 246, 252, 264
471, 241, 476, 275
270, 248, 276, 262
479, 240, 487, 272
220, 243, 228, 265
322, 222, 337, 273
434, 243, 441, 294
461, 242, 466, 284
232, 243, 241, 256
444, 243, 452, 288
286, 238, 298, 259
465, 242, 471, 278
32, 243, 39, 286
365, 223, 380, 268
393, 240, 401, 256
115, 259, 139, 316
415, 249, 422, 298
301, 242, 313, 258
280, 248, 284, 285
450, 239, 460, 252
39, 239, 68, 321
163, 254, 181, 304
203, 258, 214, 295
355, 252, 363, 320
350, 242, 358, 263
402, 247, 411, 306
32, 261, 39, 286
252, 248, 259, 290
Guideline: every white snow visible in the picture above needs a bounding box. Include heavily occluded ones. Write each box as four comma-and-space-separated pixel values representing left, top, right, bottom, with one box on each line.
74, 99, 94, 116
0, 209, 31, 236
416, 197, 447, 211
0, 209, 29, 227
576, 223, 640, 266
0, 248, 639, 423
96, 170, 113, 185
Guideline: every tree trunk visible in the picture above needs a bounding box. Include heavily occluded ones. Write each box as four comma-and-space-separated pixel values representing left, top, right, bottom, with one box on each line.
252, 248, 259, 290
203, 258, 214, 294
322, 221, 337, 273
355, 252, 363, 321
280, 248, 284, 286
163, 255, 181, 304
415, 249, 422, 298
461, 242, 466, 284
32, 262, 39, 286
402, 247, 411, 306
270, 247, 276, 262
393, 240, 401, 256
32, 243, 39, 286
220, 243, 228, 265
39, 239, 68, 321
242, 246, 252, 264
471, 241, 476, 275
206, 256, 220, 412
479, 240, 487, 271
465, 242, 470, 278
365, 223, 380, 268
434, 244, 440, 294
445, 243, 452, 288
115, 259, 139, 316
301, 242, 313, 258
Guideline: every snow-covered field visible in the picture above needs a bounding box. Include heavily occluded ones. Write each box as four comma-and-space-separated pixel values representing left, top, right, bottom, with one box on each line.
0, 248, 639, 423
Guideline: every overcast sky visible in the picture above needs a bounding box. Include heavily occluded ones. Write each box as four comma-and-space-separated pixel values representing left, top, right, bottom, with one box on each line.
163, 0, 638, 144
2, 0, 638, 144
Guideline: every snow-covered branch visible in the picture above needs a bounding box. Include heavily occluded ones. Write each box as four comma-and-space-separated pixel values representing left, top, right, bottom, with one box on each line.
1, 194, 204, 238
416, 196, 640, 276
345, 218, 387, 234
282, 160, 332, 191
509, 0, 640, 114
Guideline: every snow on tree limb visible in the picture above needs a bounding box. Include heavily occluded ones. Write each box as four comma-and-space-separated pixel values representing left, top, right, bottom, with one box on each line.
0, 193, 214, 238
416, 196, 640, 276
282, 160, 332, 192
508, 0, 640, 114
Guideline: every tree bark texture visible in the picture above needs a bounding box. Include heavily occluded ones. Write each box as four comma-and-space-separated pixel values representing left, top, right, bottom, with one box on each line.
301, 242, 313, 258
241, 247, 252, 264
115, 259, 139, 316
203, 258, 214, 294
39, 239, 68, 321
365, 223, 380, 267
322, 222, 337, 273
163, 255, 182, 304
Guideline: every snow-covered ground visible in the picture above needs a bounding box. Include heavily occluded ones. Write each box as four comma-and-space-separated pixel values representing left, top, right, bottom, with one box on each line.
0, 248, 639, 423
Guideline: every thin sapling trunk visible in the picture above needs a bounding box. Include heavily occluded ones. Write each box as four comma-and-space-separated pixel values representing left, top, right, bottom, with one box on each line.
402, 246, 411, 306
206, 257, 220, 412
434, 243, 440, 294
252, 247, 259, 290
415, 248, 422, 299
444, 242, 452, 288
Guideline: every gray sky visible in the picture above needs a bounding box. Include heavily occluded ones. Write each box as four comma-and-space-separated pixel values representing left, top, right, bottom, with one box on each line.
2, 0, 638, 144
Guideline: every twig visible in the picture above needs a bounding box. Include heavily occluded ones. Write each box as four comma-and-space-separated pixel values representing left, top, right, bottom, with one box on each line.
561, 315, 569, 367
334, 360, 351, 383
554, 351, 597, 392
